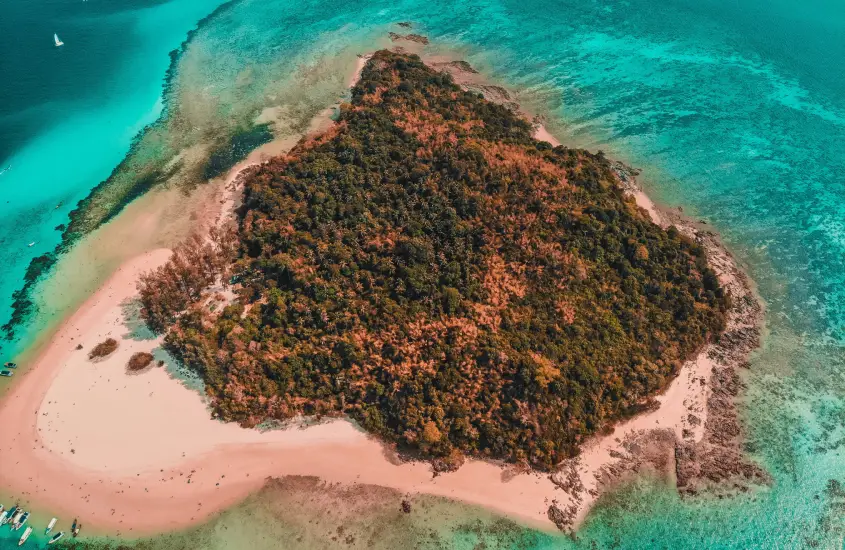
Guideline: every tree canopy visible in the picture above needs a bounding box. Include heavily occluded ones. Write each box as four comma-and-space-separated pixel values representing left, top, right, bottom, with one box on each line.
149, 51, 728, 470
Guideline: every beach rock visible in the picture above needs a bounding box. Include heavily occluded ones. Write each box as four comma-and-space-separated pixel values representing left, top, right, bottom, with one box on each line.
401, 499, 412, 513
387, 32, 429, 45
460, 84, 520, 111
547, 502, 576, 533
397, 21, 412, 28
549, 460, 585, 498
432, 60, 478, 74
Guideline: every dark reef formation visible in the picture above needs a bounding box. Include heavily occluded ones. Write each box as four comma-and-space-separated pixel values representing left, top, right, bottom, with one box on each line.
143, 51, 729, 470
388, 32, 430, 45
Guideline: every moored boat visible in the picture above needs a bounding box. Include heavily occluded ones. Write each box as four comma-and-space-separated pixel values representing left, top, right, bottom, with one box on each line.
48, 531, 65, 545
13, 511, 29, 531
2, 506, 18, 526
3, 362, 17, 368
8, 509, 23, 528
0, 370, 13, 377
45, 517, 57, 534
18, 526, 32, 546
0, 511, 7, 526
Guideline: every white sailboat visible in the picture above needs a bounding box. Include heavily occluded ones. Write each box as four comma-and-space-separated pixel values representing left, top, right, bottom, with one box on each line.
54, 33, 64, 47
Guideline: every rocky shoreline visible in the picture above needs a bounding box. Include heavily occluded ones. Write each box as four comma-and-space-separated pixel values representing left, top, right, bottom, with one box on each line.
538, 168, 770, 535
612, 163, 769, 495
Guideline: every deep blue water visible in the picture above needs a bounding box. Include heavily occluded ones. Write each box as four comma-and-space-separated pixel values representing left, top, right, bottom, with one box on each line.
1, 0, 845, 547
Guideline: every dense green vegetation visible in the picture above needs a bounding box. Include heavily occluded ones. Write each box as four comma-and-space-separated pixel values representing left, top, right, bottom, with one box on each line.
147, 51, 727, 469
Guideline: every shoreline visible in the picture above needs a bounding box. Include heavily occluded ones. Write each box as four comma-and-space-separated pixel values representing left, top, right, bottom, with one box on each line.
0, 45, 765, 538
529, 125, 766, 528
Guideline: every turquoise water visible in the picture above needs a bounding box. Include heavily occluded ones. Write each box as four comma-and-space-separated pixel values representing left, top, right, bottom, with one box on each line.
2, 0, 845, 547
0, 0, 230, 354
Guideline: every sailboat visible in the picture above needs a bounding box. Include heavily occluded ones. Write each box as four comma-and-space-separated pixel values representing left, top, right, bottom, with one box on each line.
54, 33, 64, 47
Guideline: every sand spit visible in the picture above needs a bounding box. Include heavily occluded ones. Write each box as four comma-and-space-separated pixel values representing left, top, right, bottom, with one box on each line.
0, 48, 765, 538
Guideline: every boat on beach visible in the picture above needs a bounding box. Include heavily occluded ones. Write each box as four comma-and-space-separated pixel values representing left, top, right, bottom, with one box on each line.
18, 526, 32, 546
71, 518, 80, 537
13, 511, 29, 531
48, 531, 65, 545
4, 362, 17, 368
45, 517, 57, 534
1, 370, 14, 377
0, 511, 7, 526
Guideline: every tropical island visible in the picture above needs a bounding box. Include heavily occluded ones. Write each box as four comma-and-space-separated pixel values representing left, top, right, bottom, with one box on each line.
140, 50, 729, 471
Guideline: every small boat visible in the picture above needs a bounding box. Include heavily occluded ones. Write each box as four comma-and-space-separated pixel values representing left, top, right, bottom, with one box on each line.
45, 517, 57, 534
54, 34, 64, 47
71, 519, 81, 537
0, 504, 4, 514
1, 370, 13, 377
0, 165, 10, 176
18, 526, 32, 546
48, 531, 65, 545
8, 509, 23, 528
0, 512, 7, 526
13, 511, 29, 531
2, 506, 18, 526
27, 242, 35, 247
3, 362, 16, 368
